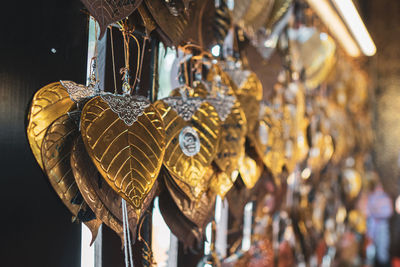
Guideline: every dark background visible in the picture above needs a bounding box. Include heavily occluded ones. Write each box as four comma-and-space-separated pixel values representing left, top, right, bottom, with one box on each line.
0, 1, 87, 266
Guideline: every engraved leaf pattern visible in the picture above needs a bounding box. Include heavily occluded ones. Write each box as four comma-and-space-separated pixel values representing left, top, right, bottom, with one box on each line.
80, 96, 165, 211
80, 0, 142, 38
26, 82, 75, 169
163, 167, 216, 227
214, 99, 247, 179
144, 0, 188, 46
71, 136, 159, 242
154, 100, 221, 200
41, 115, 102, 242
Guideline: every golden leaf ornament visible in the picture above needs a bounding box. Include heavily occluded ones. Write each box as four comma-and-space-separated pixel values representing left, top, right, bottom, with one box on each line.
155, 90, 221, 201
80, 94, 166, 214
41, 114, 101, 243
26, 82, 75, 169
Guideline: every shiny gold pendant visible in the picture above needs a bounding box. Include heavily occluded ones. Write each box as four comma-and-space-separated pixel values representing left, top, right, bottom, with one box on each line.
41, 114, 101, 243
155, 93, 221, 201
27, 82, 75, 169
71, 136, 144, 242
238, 154, 264, 189
209, 170, 236, 199
80, 94, 166, 215
162, 166, 216, 229
229, 71, 263, 134
205, 66, 247, 182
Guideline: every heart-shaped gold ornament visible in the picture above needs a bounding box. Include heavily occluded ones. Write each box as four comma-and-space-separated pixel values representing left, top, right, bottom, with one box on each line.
41, 114, 101, 243
162, 166, 216, 228
71, 136, 144, 243
155, 89, 221, 201
227, 69, 263, 134
205, 67, 247, 184
27, 82, 76, 169
80, 93, 166, 215
238, 154, 264, 189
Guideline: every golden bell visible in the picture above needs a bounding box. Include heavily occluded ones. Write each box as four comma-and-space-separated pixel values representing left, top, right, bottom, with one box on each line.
155, 90, 221, 201
41, 114, 101, 243
26, 82, 75, 169
80, 94, 166, 215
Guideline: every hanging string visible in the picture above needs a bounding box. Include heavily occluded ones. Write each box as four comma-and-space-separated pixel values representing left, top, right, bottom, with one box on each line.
122, 199, 130, 267
124, 200, 134, 266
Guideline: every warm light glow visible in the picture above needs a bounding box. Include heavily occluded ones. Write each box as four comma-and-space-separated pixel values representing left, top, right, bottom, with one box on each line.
305, 0, 360, 57
395, 195, 400, 214
331, 0, 376, 56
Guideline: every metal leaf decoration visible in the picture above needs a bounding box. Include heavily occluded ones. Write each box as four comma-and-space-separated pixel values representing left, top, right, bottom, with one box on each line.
80, 0, 142, 39
213, 98, 247, 182
162, 166, 216, 227
80, 96, 165, 214
26, 82, 75, 169
71, 136, 159, 242
41, 114, 102, 243
143, 0, 188, 46
71, 136, 129, 241
154, 98, 221, 201
228, 71, 263, 134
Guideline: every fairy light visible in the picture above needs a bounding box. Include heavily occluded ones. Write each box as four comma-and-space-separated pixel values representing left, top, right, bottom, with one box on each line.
331, 0, 376, 56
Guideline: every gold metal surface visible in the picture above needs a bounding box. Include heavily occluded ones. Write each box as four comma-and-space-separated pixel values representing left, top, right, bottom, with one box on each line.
238, 154, 264, 189
71, 136, 132, 241
209, 170, 236, 198
26, 82, 75, 169
265, 0, 293, 30
41, 114, 101, 243
154, 98, 221, 201
230, 72, 263, 134
241, 0, 275, 35
342, 168, 362, 202
80, 96, 166, 214
214, 97, 247, 180
162, 166, 216, 228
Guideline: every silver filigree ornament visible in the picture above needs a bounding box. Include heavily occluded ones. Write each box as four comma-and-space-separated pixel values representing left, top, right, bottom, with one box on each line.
60, 80, 101, 103
163, 96, 204, 121
206, 93, 235, 122
100, 92, 151, 126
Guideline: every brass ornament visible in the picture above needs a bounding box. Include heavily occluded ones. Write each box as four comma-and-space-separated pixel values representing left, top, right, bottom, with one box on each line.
80, 95, 166, 214
144, 0, 188, 46
228, 70, 263, 134
341, 168, 362, 202
265, 0, 293, 30
213, 98, 247, 180
80, 0, 142, 38
204, 70, 247, 181
41, 114, 101, 243
241, 0, 275, 36
71, 136, 137, 242
155, 94, 221, 200
26, 82, 75, 169
164, 167, 216, 227
238, 154, 264, 189
209, 170, 236, 198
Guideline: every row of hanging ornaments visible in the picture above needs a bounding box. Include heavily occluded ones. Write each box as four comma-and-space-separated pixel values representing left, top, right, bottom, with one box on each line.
26, 0, 371, 266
